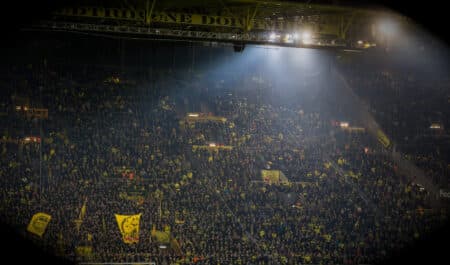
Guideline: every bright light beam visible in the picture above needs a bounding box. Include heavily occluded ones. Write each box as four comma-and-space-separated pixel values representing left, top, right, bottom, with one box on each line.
301, 31, 312, 44
378, 18, 397, 37
269, 32, 276, 41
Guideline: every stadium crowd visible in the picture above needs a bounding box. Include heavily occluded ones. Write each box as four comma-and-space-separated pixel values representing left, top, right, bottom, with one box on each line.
340, 56, 450, 189
0, 56, 448, 265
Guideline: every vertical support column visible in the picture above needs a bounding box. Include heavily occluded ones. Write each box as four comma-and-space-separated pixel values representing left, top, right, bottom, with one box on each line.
245, 3, 259, 32
339, 11, 357, 41
145, 0, 156, 25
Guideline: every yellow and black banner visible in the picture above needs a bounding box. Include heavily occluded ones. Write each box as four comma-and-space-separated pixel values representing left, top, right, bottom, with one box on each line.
27, 212, 51, 237
25, 108, 48, 119
261, 170, 289, 185
185, 113, 227, 123
376, 129, 391, 148
16, 106, 48, 119
192, 145, 233, 151
53, 7, 336, 34
115, 213, 141, 244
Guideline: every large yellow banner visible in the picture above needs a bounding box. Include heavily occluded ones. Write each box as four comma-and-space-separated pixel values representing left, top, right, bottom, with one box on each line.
115, 213, 141, 244
261, 169, 280, 184
27, 212, 51, 237
261, 170, 289, 185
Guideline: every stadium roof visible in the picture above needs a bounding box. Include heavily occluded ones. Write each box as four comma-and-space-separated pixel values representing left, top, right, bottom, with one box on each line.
21, 0, 408, 50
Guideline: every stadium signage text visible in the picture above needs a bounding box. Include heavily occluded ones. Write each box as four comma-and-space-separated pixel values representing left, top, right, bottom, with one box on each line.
440, 189, 450, 199
54, 7, 329, 33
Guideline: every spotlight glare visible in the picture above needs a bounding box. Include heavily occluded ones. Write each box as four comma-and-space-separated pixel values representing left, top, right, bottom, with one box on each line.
340, 122, 349, 128
269, 33, 276, 40
378, 18, 397, 36
301, 31, 312, 45
302, 31, 311, 40
430, 123, 441, 129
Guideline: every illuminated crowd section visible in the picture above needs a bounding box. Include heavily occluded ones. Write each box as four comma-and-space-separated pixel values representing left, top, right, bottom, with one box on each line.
0, 27, 449, 265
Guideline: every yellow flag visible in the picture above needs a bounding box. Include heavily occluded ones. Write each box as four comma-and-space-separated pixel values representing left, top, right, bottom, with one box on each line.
171, 238, 183, 256
164, 224, 170, 233
261, 170, 280, 184
151, 225, 170, 244
75, 197, 88, 232
27, 212, 51, 237
376, 129, 391, 148
115, 213, 141, 244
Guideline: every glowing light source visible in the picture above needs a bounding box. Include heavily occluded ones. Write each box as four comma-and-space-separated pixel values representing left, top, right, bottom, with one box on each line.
340, 122, 349, 128
269, 32, 276, 40
209, 143, 217, 147
430, 123, 442, 129
301, 31, 312, 44
302, 32, 311, 40
357, 40, 363, 45
188, 113, 199, 117
283, 33, 294, 43
378, 18, 397, 36
159, 245, 167, 249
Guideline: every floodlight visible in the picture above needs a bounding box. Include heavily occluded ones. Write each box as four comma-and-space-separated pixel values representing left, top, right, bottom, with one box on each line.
269, 33, 276, 40
301, 31, 312, 44
302, 31, 311, 40
378, 18, 397, 36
